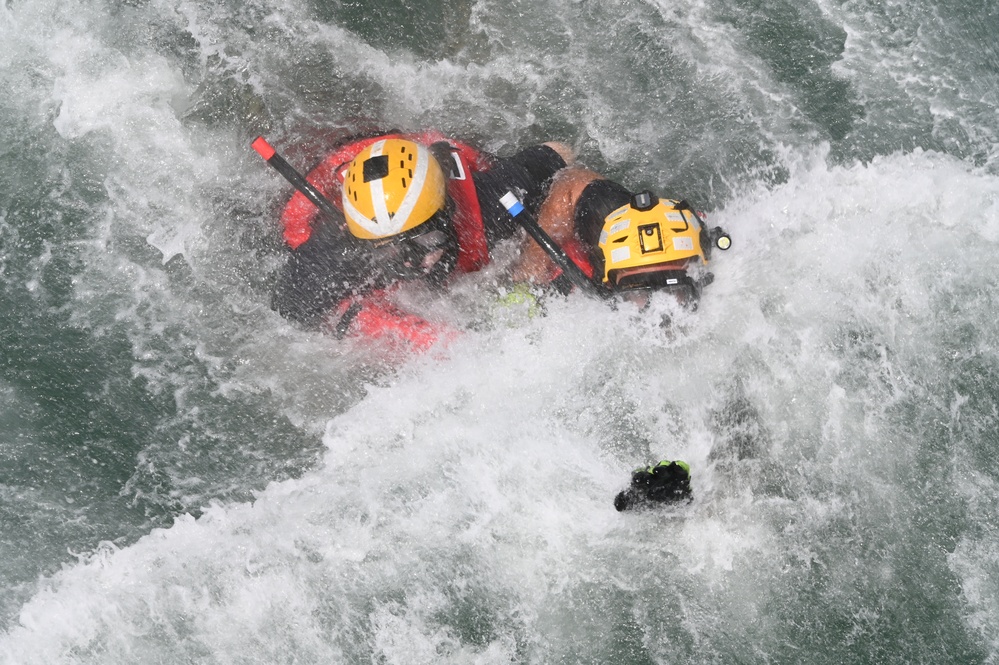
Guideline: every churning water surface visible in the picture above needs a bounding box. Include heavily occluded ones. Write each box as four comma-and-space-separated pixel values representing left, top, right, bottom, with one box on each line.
2, 0, 999, 662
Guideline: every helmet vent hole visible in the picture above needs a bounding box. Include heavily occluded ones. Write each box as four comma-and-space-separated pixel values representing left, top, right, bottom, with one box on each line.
401, 178, 407, 188
362, 155, 390, 182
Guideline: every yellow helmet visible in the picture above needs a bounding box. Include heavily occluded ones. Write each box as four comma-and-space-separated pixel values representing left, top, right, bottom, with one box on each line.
597, 192, 729, 291
341, 139, 447, 240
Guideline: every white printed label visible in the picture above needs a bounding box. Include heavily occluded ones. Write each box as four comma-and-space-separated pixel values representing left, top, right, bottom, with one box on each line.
611, 246, 631, 263
672, 237, 694, 251
608, 219, 631, 235
449, 152, 466, 180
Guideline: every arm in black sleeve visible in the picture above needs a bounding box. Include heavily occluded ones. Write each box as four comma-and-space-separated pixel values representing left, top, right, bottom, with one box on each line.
271, 219, 373, 329
472, 144, 569, 247
505, 144, 569, 200
573, 178, 633, 247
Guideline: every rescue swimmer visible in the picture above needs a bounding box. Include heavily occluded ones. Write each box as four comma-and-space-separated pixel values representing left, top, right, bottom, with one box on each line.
266, 129, 572, 349
509, 165, 731, 304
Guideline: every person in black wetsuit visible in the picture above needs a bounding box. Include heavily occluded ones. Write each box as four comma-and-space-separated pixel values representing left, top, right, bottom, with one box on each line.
614, 460, 693, 511
510, 165, 729, 301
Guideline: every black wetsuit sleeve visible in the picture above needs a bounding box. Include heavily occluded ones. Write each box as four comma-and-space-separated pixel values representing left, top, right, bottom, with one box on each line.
271, 219, 373, 329
472, 144, 568, 248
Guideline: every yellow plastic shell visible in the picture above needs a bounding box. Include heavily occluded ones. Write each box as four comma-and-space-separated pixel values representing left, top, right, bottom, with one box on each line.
342, 139, 447, 240
597, 199, 707, 284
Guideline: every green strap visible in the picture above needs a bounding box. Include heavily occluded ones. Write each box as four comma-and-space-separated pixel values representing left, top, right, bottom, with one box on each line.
633, 460, 691, 474
652, 460, 690, 474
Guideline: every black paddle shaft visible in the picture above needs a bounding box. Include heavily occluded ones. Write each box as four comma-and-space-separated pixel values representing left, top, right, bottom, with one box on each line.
499, 191, 602, 296
252, 136, 342, 223
253, 139, 600, 296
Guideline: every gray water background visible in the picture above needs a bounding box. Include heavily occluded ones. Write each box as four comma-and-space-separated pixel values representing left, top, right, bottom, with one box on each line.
2, 0, 999, 662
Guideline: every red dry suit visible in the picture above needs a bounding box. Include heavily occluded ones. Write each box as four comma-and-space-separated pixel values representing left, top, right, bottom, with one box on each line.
270, 130, 568, 350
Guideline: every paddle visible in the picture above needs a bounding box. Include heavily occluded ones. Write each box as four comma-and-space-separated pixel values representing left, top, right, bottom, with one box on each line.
251, 136, 342, 224
499, 191, 603, 296
253, 136, 600, 296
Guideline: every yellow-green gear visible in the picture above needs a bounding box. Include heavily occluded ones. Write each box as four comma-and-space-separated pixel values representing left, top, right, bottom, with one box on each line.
636, 460, 691, 475
656, 460, 690, 475
493, 282, 541, 319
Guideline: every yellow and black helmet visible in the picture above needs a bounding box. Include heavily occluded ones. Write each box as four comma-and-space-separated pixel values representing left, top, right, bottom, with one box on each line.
596, 192, 730, 292
341, 139, 448, 240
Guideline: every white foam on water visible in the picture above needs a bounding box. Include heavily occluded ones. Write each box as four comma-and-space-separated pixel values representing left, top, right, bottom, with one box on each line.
3, 147, 998, 662
950, 466, 999, 661
3, 0, 999, 658
814, 0, 999, 168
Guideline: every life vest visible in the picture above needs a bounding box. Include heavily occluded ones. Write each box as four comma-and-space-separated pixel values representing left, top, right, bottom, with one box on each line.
330, 289, 459, 353
279, 131, 494, 274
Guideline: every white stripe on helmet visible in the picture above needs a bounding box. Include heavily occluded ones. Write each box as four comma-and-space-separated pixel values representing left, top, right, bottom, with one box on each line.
366, 140, 394, 233
343, 140, 434, 238
389, 143, 431, 232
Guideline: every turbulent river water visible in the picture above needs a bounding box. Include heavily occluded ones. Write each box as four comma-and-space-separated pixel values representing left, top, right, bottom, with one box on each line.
2, 0, 999, 662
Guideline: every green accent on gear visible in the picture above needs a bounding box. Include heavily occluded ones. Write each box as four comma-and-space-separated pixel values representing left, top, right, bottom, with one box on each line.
650, 459, 690, 475
495, 282, 540, 318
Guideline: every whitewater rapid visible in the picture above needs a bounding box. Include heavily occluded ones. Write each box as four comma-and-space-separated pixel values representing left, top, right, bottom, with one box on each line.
5, 146, 999, 662
2, 0, 999, 661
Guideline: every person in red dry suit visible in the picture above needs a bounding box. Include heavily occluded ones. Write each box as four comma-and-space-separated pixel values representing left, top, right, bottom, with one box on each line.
269, 129, 573, 349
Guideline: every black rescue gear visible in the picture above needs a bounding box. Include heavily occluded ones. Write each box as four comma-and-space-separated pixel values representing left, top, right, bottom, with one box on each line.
614, 460, 692, 511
